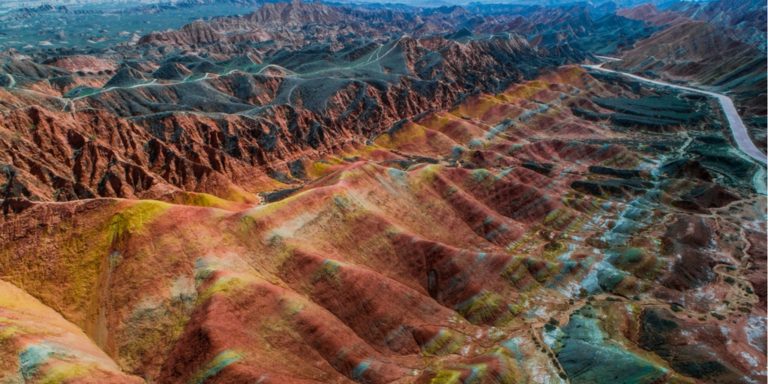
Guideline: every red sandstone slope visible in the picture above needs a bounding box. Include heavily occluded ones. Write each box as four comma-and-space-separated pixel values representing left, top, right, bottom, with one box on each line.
0, 1, 765, 382
44, 55, 118, 75
1, 66, 765, 383
0, 106, 277, 202
0, 33, 577, 204
0, 280, 144, 383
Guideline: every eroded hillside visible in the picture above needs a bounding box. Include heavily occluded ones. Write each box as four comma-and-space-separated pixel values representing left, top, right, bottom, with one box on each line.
2, 65, 766, 383
0, 1, 766, 383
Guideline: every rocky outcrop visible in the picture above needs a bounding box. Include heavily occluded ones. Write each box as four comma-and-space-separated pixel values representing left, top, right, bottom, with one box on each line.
0, 34, 586, 203
44, 55, 118, 74
139, 20, 225, 48
0, 106, 275, 202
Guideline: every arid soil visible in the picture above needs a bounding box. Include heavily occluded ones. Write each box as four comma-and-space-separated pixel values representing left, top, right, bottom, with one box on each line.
0, 1, 765, 383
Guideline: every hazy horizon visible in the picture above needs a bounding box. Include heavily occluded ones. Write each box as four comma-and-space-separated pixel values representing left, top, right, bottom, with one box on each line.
0, 0, 710, 11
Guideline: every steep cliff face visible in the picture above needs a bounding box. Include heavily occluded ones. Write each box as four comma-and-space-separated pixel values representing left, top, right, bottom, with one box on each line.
0, 106, 275, 202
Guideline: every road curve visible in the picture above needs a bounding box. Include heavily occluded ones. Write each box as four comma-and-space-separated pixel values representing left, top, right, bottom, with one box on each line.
583, 63, 767, 166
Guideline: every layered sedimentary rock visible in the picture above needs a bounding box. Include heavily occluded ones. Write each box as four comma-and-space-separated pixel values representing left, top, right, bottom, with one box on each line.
0, 31, 587, 202
0, 1, 765, 383
1, 66, 765, 383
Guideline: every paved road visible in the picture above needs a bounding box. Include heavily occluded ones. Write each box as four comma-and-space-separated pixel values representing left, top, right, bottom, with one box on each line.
583, 63, 767, 166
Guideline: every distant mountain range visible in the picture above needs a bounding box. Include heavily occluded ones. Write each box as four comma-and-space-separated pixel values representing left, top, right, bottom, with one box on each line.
0, 0, 714, 13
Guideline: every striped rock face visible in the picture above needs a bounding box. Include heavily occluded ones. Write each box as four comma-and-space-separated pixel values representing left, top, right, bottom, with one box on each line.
0, 1, 766, 383
1, 65, 765, 383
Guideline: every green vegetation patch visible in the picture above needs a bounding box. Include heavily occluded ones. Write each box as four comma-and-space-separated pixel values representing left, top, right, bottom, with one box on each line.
108, 200, 171, 245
